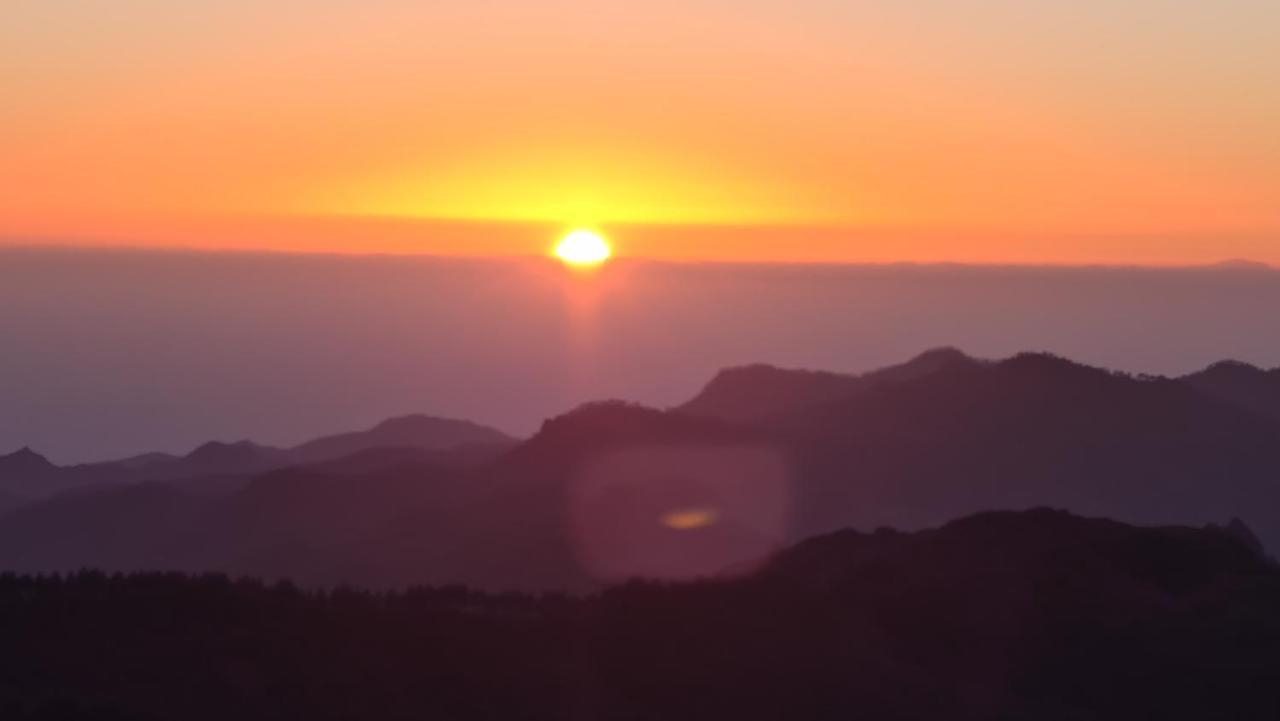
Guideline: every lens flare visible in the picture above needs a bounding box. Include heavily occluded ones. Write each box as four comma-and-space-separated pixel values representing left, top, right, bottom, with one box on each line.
661, 508, 720, 530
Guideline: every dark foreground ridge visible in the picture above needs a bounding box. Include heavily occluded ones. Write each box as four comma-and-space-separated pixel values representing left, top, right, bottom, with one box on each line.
3, 509, 1279, 721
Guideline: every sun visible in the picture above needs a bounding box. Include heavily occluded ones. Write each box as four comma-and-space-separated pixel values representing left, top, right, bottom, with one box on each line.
554, 229, 612, 268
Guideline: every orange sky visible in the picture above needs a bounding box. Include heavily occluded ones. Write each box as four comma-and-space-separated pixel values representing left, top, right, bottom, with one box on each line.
3, 1, 1278, 264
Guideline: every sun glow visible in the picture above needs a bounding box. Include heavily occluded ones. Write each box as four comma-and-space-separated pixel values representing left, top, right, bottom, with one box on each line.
554, 230, 612, 267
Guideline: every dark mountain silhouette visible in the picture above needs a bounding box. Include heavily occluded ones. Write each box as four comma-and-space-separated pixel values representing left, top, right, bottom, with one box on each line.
183, 439, 287, 470
110, 451, 180, 469
756, 351, 1280, 544
0, 415, 515, 509
1208, 516, 1268, 558
292, 414, 513, 462
2, 509, 1278, 721
3, 349, 1280, 591
0, 491, 23, 515
679, 346, 980, 421
0, 447, 58, 497
292, 442, 508, 476
0, 447, 56, 475
1182, 359, 1280, 422
508, 400, 758, 463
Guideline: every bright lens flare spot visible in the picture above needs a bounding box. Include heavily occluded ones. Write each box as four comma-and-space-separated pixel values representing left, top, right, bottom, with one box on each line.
661, 508, 720, 530
554, 230, 612, 267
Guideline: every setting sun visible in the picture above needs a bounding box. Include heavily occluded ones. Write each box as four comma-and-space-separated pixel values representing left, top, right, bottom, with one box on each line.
554, 230, 612, 267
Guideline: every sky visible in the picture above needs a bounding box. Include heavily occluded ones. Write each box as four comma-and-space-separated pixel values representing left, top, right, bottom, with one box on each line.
3, 0, 1278, 264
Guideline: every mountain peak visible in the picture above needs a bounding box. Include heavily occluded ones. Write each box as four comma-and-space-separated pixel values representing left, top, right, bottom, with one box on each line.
0, 446, 56, 472
1182, 358, 1280, 422
517, 401, 749, 463
1197, 359, 1265, 377
679, 348, 982, 423
1000, 351, 1106, 377
0, 447, 60, 492
907, 346, 973, 365
368, 414, 505, 438
539, 400, 674, 436
886, 346, 981, 380
372, 413, 439, 430
290, 413, 514, 464
679, 365, 862, 421
185, 440, 272, 464
1223, 517, 1266, 557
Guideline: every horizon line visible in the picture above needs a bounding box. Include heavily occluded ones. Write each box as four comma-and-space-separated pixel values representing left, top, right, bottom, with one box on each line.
0, 238, 1274, 272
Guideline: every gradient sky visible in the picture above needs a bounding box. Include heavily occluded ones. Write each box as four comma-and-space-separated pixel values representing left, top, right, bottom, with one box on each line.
4, 1, 1278, 263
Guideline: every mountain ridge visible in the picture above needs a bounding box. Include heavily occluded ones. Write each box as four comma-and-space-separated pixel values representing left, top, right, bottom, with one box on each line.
0, 414, 516, 506
678, 346, 983, 422
3, 347, 1280, 591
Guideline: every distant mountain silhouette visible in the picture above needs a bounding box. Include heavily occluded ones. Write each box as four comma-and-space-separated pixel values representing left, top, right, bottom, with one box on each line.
2, 509, 1278, 721
757, 351, 1280, 537
1207, 516, 1268, 558
0, 414, 512, 509
4, 349, 1280, 591
109, 451, 180, 469
184, 439, 286, 468
0, 448, 58, 497
679, 346, 980, 421
1182, 359, 1280, 422
292, 413, 513, 462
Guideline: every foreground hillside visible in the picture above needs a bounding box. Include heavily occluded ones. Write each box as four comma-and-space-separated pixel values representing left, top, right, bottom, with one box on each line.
2, 509, 1277, 721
